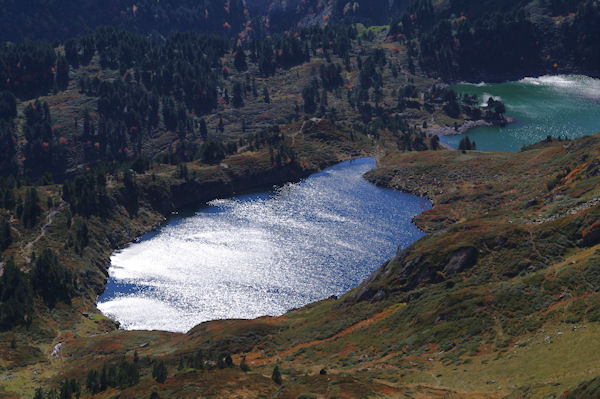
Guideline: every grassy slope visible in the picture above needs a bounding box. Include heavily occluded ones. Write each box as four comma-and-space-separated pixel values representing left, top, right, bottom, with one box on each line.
239, 136, 600, 398
4, 134, 597, 398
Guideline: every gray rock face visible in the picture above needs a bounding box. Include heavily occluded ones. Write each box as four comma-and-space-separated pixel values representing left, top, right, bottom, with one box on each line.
51, 343, 62, 358
351, 245, 480, 304
443, 247, 479, 276
398, 253, 423, 279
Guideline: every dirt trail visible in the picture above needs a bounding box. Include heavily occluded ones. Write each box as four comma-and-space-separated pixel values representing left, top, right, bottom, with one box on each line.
20, 201, 67, 264
242, 304, 404, 366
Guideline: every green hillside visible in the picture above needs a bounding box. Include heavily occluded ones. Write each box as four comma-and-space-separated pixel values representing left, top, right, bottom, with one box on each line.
0, 0, 600, 398
5, 133, 599, 398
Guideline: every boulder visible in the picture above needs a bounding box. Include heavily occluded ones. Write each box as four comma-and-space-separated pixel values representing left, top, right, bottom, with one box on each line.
442, 247, 478, 276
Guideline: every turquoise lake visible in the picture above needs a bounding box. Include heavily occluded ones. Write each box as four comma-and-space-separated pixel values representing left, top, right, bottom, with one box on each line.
440, 75, 600, 152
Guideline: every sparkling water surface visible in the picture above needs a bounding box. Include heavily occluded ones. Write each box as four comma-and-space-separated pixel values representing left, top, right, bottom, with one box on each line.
98, 158, 431, 332
441, 75, 600, 152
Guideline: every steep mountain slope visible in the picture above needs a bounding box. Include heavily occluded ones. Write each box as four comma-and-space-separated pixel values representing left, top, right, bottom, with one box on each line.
0, 0, 408, 42
390, 0, 600, 80
3, 0, 598, 85
0, 0, 248, 41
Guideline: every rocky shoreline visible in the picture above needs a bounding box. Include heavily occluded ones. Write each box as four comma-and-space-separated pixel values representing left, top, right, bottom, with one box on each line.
425, 116, 515, 137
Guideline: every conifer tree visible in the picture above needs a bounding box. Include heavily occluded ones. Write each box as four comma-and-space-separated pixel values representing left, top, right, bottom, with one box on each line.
234, 46, 247, 72
199, 119, 208, 141
272, 365, 282, 385
152, 360, 167, 383
56, 55, 70, 90
232, 82, 244, 108
240, 356, 250, 372
218, 117, 224, 133
0, 257, 33, 330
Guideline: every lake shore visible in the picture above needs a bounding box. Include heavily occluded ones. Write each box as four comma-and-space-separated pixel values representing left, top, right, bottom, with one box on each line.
98, 158, 430, 332
425, 116, 515, 138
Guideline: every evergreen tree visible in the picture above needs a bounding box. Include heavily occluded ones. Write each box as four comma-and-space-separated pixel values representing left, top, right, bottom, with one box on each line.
0, 218, 11, 250
488, 98, 506, 115
0, 41, 56, 97
64, 39, 80, 68
234, 46, 247, 72
232, 82, 244, 108
218, 117, 224, 133
152, 360, 167, 383
33, 388, 44, 399
458, 136, 473, 151
56, 55, 70, 91
62, 173, 107, 217
0, 91, 17, 120
122, 170, 138, 216
0, 257, 33, 330
86, 369, 100, 393
31, 249, 73, 308
272, 365, 282, 385
74, 220, 89, 253
240, 356, 250, 372
190, 350, 204, 369
320, 89, 328, 111
199, 119, 208, 141
302, 86, 317, 114
430, 135, 440, 150
0, 120, 18, 176
99, 365, 107, 391
22, 188, 41, 229
59, 379, 80, 399
217, 354, 226, 369
442, 89, 460, 118
116, 360, 139, 388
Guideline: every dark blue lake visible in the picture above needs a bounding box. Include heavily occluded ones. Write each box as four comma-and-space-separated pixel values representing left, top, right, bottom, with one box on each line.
98, 158, 431, 332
